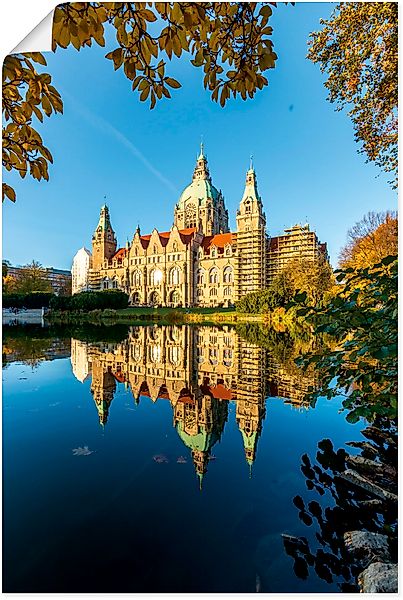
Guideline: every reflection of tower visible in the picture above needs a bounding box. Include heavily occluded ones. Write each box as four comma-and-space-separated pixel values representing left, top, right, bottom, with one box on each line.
174, 389, 228, 488
71, 338, 91, 382
235, 337, 268, 473
90, 360, 116, 426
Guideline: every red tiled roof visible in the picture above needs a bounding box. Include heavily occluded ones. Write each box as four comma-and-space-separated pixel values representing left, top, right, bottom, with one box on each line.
139, 227, 197, 249
113, 371, 126, 383
112, 247, 127, 260
202, 232, 235, 252
208, 383, 233, 401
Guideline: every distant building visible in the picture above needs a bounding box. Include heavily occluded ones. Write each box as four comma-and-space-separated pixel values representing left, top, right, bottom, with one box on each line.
267, 224, 329, 282
5, 265, 71, 295
71, 247, 92, 294
44, 268, 72, 295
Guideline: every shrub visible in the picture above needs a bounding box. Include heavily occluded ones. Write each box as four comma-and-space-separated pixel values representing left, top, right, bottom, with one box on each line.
3, 292, 55, 309
49, 290, 129, 312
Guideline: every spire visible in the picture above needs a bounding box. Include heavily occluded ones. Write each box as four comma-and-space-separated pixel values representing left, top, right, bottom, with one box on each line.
198, 471, 204, 492
97, 204, 113, 232
193, 142, 210, 182
241, 158, 260, 203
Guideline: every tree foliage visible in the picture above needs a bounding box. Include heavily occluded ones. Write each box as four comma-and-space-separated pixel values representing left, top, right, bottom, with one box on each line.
3, 2, 283, 202
237, 256, 334, 314
293, 255, 398, 423
308, 2, 398, 187
339, 210, 398, 269
2, 260, 53, 294
2, 53, 63, 202
2, 291, 55, 309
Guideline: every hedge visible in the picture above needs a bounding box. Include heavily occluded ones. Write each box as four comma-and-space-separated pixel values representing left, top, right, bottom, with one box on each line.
3, 292, 55, 309
49, 290, 129, 311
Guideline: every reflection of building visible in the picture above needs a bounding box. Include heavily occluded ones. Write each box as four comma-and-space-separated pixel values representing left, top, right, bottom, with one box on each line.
70, 325, 318, 484
268, 360, 317, 408
71, 339, 91, 382
72, 247, 92, 294
74, 147, 328, 307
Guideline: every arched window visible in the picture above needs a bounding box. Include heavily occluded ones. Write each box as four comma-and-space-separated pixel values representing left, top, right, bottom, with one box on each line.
209, 268, 218, 284
170, 289, 181, 305
185, 203, 197, 228
150, 344, 161, 363
210, 288, 218, 296
132, 270, 141, 287
103, 277, 109, 289
225, 245, 231, 256
153, 244, 157, 254
169, 267, 180, 285
134, 247, 138, 257
112, 277, 118, 289
150, 269, 162, 286
173, 241, 178, 252
197, 269, 205, 285
245, 199, 251, 213
224, 286, 232, 296
168, 346, 181, 366
132, 291, 141, 305
211, 247, 217, 258
223, 266, 233, 283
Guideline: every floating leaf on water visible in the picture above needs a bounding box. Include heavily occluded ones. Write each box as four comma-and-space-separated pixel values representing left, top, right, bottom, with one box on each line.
72, 446, 94, 456
153, 454, 169, 463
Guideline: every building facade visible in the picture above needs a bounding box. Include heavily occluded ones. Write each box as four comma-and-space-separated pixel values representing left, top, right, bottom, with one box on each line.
72, 247, 92, 294
75, 146, 328, 306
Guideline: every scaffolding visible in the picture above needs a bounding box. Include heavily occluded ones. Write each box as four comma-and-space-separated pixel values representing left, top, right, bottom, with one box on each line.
235, 227, 267, 301
267, 224, 328, 285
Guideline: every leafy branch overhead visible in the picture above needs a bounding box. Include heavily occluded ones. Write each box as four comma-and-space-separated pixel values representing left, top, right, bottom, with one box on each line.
52, 2, 280, 108
308, 2, 398, 187
3, 1, 282, 203
2, 53, 63, 202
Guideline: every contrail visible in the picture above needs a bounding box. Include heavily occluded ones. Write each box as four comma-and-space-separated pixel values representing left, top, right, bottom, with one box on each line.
64, 92, 178, 194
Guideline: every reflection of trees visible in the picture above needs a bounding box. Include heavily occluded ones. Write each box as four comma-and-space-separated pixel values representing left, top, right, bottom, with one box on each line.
2, 331, 70, 368
284, 426, 397, 591
236, 323, 328, 406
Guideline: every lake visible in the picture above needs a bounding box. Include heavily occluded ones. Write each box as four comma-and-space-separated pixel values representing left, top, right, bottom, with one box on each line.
3, 323, 365, 593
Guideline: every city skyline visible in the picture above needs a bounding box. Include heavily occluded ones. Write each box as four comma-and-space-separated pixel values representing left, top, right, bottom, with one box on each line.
3, 2, 396, 270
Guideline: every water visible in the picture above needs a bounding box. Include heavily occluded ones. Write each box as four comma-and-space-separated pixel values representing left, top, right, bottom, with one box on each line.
3, 323, 365, 593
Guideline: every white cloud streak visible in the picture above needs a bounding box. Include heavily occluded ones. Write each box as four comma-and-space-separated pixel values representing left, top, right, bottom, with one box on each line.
64, 92, 178, 194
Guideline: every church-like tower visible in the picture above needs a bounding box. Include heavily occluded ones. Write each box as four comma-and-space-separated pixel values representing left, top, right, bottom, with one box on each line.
235, 160, 267, 300
91, 205, 117, 271
174, 144, 229, 236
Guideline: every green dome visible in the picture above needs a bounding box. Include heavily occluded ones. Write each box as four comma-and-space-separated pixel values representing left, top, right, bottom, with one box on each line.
177, 178, 220, 210
176, 420, 219, 452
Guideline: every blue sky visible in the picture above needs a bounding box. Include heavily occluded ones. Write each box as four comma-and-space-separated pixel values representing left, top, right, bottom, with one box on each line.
3, 2, 396, 269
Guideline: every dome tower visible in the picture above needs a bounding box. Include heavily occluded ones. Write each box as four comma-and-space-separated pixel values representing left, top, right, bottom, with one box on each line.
174, 144, 229, 236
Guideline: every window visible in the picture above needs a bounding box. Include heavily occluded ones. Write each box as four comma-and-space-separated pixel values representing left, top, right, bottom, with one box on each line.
245, 200, 251, 213
225, 245, 231, 256
210, 288, 217, 296
153, 244, 157, 254
224, 286, 232, 296
211, 247, 217, 257
223, 266, 233, 283
185, 203, 197, 228
150, 269, 163, 286
169, 267, 180, 285
173, 241, 178, 252
197, 269, 205, 285
132, 270, 141, 287
209, 268, 218, 284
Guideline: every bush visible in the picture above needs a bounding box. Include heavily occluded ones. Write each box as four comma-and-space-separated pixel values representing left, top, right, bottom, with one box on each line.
49, 290, 129, 312
3, 292, 55, 309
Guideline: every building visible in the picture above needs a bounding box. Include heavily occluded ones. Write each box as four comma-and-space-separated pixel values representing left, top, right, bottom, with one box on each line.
5, 265, 71, 295
76, 146, 328, 307
267, 224, 329, 282
72, 247, 92, 294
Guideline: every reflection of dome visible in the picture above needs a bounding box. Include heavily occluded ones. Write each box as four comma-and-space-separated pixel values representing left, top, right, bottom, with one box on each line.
177, 179, 220, 210
176, 420, 219, 452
